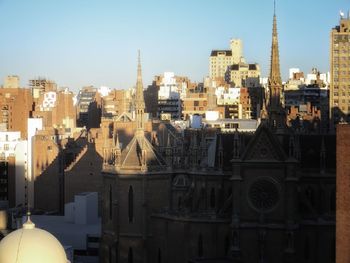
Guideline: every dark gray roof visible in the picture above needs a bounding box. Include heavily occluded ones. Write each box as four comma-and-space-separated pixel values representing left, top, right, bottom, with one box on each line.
210, 50, 232, 56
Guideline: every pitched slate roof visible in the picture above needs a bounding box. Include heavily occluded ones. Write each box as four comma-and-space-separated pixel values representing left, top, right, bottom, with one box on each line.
120, 134, 166, 171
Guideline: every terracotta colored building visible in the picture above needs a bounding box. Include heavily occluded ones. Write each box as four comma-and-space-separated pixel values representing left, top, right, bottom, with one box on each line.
0, 87, 33, 139
336, 123, 350, 263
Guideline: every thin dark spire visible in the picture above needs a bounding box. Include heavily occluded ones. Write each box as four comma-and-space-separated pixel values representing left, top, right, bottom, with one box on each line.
274, 0, 276, 16
135, 51, 145, 133
269, 7, 281, 85
268, 1, 282, 109
267, 0, 286, 131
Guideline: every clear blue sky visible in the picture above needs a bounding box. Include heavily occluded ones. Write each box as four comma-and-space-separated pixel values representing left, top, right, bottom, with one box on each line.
0, 0, 348, 92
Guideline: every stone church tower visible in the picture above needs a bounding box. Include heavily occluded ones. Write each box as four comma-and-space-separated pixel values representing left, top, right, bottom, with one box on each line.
100, 52, 169, 263
100, 7, 336, 263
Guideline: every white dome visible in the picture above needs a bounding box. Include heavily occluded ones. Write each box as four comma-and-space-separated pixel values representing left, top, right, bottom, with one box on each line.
0, 218, 69, 263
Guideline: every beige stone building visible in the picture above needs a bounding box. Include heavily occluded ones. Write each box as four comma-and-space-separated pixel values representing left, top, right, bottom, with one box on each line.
209, 39, 243, 80
226, 62, 260, 88
102, 89, 133, 118
330, 15, 350, 127
3, 75, 20, 89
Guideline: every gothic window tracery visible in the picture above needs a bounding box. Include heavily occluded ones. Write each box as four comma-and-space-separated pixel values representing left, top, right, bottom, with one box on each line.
198, 234, 203, 257
128, 247, 133, 263
128, 186, 134, 223
248, 177, 280, 212
109, 185, 112, 220
210, 188, 216, 209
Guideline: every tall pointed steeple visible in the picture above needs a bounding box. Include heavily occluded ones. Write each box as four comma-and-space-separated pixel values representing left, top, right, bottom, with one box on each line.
135, 50, 145, 134
268, 1, 286, 131
269, 0, 282, 108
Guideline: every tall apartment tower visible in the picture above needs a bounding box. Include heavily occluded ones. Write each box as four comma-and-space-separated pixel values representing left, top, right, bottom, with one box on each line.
230, 39, 243, 64
209, 38, 243, 80
330, 14, 350, 128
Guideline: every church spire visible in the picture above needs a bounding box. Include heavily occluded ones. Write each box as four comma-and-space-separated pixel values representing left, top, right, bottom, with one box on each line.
135, 50, 145, 133
269, 0, 282, 94
268, 1, 286, 131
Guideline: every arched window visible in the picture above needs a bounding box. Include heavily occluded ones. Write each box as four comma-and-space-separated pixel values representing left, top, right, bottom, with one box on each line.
198, 234, 203, 257
305, 186, 315, 208
178, 196, 182, 209
224, 235, 230, 255
331, 236, 335, 262
158, 248, 161, 263
210, 188, 216, 209
304, 236, 310, 261
108, 246, 112, 263
128, 186, 134, 223
227, 187, 232, 199
330, 188, 336, 212
128, 247, 133, 263
109, 185, 113, 220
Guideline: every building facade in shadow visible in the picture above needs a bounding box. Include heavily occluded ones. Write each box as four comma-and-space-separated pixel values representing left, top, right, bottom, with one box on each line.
100, 8, 336, 263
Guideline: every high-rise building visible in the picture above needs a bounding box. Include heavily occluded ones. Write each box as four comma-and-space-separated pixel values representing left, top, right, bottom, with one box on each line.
76, 86, 101, 128
209, 39, 244, 80
0, 83, 34, 139
157, 72, 189, 120
3, 75, 20, 89
330, 14, 350, 128
29, 78, 57, 100
225, 62, 260, 87
101, 89, 133, 118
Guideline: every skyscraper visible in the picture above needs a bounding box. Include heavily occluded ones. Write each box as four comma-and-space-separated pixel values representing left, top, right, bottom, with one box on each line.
330, 13, 350, 128
209, 39, 244, 80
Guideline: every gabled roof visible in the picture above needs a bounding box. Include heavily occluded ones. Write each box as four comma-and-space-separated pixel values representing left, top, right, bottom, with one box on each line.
210, 50, 232, 56
115, 112, 133, 122
239, 124, 288, 162
120, 134, 166, 171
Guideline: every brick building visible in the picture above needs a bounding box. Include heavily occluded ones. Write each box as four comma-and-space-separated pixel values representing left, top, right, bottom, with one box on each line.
0, 83, 33, 139
336, 123, 350, 263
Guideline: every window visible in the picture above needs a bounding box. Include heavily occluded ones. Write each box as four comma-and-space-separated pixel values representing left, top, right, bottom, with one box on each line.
198, 234, 203, 257
158, 248, 161, 263
109, 246, 112, 263
304, 236, 310, 261
128, 186, 134, 223
109, 185, 113, 220
210, 188, 216, 209
330, 188, 335, 212
128, 247, 133, 263
224, 235, 230, 255
305, 186, 315, 208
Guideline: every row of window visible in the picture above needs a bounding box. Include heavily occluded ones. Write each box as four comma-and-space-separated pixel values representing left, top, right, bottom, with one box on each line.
109, 185, 134, 222
108, 234, 334, 262
333, 78, 350, 82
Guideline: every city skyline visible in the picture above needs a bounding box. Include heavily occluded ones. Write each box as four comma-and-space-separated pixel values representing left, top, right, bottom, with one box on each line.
0, 0, 348, 92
